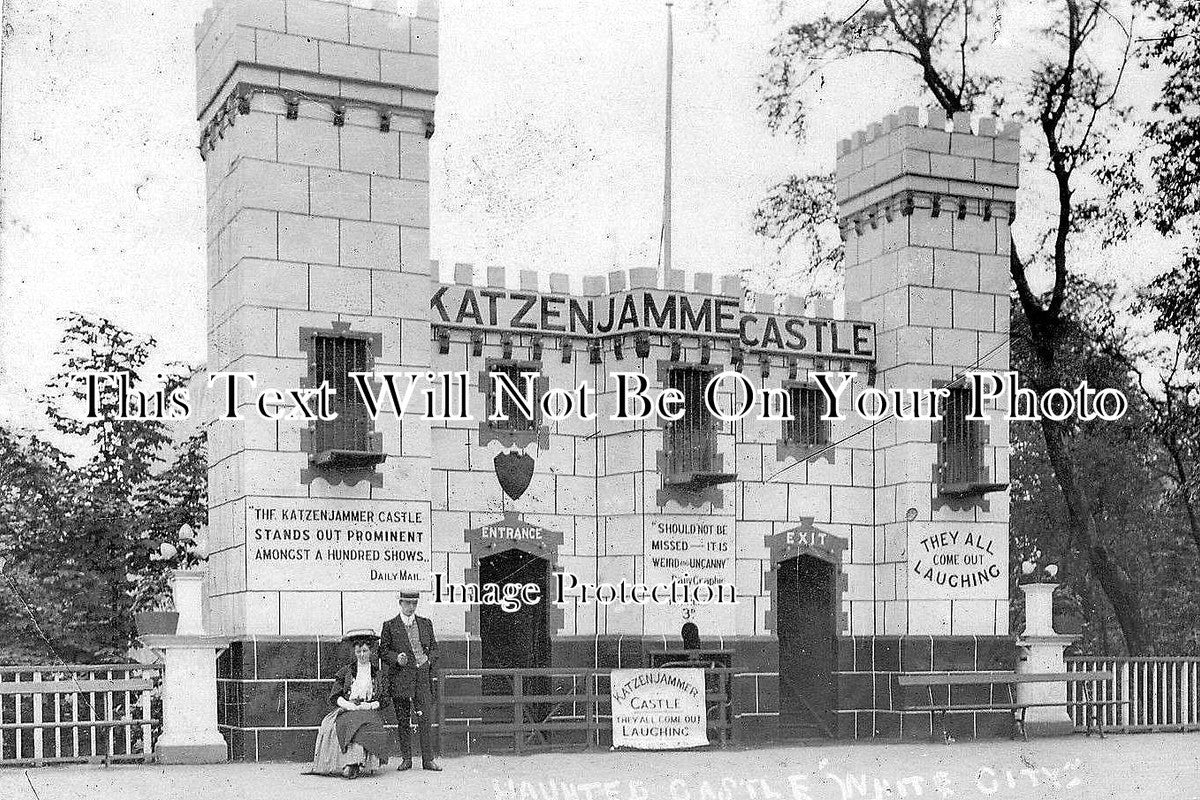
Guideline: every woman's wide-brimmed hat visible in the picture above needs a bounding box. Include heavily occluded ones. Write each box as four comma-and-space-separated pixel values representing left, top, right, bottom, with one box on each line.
341, 628, 379, 644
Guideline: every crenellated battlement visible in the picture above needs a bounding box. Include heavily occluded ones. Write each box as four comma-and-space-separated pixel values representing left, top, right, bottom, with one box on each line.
195, 0, 438, 138
835, 105, 1021, 226
836, 106, 1020, 162
433, 262, 735, 300
197, 0, 438, 47
428, 262, 840, 319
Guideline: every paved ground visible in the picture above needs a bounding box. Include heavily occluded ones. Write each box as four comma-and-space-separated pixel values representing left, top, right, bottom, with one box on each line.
2, 734, 1197, 800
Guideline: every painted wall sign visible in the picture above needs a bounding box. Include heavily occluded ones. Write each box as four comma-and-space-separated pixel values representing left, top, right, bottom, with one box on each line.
907, 521, 1007, 599
610, 668, 709, 749
643, 515, 737, 636
775, 518, 848, 564
465, 512, 564, 557
245, 498, 431, 591
432, 285, 876, 360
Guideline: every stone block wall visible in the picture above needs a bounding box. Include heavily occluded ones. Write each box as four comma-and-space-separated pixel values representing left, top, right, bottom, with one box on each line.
428, 264, 878, 648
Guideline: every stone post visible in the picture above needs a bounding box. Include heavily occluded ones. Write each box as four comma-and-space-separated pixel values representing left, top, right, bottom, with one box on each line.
142, 570, 231, 764
1015, 581, 1078, 736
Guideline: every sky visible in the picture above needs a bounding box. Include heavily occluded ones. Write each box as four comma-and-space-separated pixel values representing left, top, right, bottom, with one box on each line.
0, 0, 1178, 429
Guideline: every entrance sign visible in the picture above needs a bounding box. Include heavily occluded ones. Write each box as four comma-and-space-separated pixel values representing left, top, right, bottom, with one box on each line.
465, 512, 564, 554
610, 668, 708, 749
907, 521, 1006, 599
245, 498, 430, 591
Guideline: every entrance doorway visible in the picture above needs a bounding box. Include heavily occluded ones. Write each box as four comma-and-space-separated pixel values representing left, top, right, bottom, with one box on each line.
776, 554, 837, 738
478, 548, 551, 721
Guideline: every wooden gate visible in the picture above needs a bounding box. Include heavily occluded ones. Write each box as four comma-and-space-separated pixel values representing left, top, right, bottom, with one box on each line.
437, 667, 734, 754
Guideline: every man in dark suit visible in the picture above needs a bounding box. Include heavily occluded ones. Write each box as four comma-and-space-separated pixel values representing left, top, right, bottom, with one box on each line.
380, 590, 441, 771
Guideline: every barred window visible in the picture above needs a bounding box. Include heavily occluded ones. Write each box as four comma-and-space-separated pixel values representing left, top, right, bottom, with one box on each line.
664, 367, 718, 480
782, 386, 830, 449
488, 363, 538, 432
940, 386, 985, 488
311, 334, 376, 458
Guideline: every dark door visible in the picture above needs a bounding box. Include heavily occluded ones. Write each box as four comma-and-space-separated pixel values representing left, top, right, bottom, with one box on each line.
776, 554, 837, 738
479, 549, 551, 726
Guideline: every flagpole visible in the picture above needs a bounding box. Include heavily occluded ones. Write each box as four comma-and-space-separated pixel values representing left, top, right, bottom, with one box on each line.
661, 0, 674, 282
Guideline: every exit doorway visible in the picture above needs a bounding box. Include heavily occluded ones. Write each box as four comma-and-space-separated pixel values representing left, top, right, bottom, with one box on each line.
776, 554, 838, 738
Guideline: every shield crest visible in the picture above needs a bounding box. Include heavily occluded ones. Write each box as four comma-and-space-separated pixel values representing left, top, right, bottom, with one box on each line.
493, 450, 535, 500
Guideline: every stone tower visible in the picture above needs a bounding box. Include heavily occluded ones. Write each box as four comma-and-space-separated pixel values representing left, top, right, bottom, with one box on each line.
196, 0, 438, 759
835, 105, 1016, 736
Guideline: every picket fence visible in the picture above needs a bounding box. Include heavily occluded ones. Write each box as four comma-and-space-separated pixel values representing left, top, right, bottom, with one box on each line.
1, 657, 1197, 766
0, 664, 162, 765
1066, 656, 1200, 733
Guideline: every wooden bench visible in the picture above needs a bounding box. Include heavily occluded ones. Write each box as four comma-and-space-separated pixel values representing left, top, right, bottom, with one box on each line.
896, 670, 1129, 743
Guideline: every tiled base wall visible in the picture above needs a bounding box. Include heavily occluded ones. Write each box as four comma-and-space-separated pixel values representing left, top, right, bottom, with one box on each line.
215, 634, 1018, 760
834, 634, 1019, 741
216, 638, 347, 761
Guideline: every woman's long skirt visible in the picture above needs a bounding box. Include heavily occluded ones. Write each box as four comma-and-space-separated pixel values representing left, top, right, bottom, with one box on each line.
309, 709, 384, 775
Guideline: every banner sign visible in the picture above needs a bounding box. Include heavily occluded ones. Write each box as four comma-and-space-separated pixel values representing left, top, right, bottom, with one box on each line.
610, 668, 709, 749
245, 498, 431, 591
907, 521, 1006, 600
432, 285, 875, 360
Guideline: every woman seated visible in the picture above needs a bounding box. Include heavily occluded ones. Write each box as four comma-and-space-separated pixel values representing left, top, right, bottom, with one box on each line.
310, 629, 396, 779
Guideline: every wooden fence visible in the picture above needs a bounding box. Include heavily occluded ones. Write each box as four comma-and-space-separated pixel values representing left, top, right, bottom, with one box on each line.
0, 664, 163, 765
1066, 657, 1200, 733
437, 667, 733, 754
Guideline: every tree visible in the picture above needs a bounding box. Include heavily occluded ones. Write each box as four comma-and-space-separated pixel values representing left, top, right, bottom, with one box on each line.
1009, 285, 1200, 655
0, 314, 206, 663
0, 428, 97, 663
1137, 0, 1200, 243
132, 428, 208, 612
756, 0, 1158, 651
1099, 307, 1200, 563
1119, 0, 1200, 563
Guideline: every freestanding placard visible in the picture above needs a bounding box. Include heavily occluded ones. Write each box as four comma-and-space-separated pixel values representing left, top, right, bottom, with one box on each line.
610, 668, 709, 750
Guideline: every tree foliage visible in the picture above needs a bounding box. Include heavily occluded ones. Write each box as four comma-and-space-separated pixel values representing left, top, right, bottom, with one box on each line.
1010, 288, 1200, 655
750, 171, 844, 298
752, 0, 1194, 652
1138, 0, 1200, 238
1125, 1, 1200, 561
761, 1, 999, 139
0, 314, 206, 664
